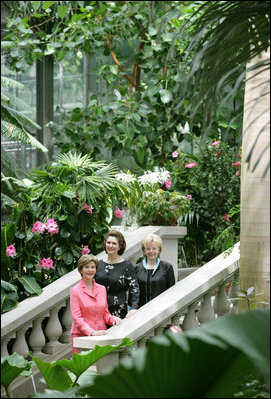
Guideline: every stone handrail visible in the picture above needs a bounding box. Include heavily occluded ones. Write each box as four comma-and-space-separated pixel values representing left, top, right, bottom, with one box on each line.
74, 242, 240, 372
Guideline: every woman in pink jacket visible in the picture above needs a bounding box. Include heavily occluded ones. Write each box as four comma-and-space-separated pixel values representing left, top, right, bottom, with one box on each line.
70, 254, 122, 353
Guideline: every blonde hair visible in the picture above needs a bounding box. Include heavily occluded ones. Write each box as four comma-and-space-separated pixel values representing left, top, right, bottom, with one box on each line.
141, 233, 162, 254
77, 254, 99, 275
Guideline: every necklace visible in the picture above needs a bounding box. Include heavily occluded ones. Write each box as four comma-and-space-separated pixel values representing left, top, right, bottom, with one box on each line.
106, 255, 120, 264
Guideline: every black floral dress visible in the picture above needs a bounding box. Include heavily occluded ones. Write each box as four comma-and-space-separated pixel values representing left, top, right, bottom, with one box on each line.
95, 260, 140, 319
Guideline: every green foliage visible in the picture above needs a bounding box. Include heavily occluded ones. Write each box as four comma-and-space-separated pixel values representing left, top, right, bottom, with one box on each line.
1, 352, 31, 398
137, 189, 190, 226
1, 338, 133, 397
29, 309, 268, 398
165, 138, 241, 265
1, 152, 125, 308
1, 280, 18, 314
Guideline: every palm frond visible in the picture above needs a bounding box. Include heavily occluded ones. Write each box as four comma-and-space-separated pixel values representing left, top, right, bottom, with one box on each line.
1, 76, 24, 90
55, 151, 107, 170
173, 1, 270, 128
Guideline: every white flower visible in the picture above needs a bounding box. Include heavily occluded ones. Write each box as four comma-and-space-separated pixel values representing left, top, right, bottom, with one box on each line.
115, 172, 136, 183
138, 168, 170, 185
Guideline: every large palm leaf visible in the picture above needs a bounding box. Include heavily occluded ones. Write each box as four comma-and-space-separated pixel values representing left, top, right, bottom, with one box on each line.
173, 1, 270, 131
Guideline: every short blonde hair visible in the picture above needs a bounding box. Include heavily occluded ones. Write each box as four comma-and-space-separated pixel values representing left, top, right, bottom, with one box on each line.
141, 233, 162, 254
77, 254, 99, 275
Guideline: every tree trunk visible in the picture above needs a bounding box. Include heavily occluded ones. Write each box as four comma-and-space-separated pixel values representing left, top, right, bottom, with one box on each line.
239, 48, 270, 311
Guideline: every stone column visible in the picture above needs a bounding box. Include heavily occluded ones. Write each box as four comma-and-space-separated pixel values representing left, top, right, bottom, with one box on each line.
160, 226, 187, 281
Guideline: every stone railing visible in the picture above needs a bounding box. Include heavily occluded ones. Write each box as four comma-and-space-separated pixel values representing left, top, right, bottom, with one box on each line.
74, 242, 240, 373
1, 226, 186, 397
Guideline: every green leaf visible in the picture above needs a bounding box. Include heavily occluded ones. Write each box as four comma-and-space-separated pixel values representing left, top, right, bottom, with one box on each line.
57, 5, 67, 19
82, 310, 269, 398
18, 276, 43, 295
33, 357, 73, 391
159, 89, 172, 104
1, 353, 31, 390
62, 252, 73, 265
109, 65, 118, 75
59, 338, 133, 378
42, 1, 56, 10
31, 1, 41, 11
1, 284, 18, 313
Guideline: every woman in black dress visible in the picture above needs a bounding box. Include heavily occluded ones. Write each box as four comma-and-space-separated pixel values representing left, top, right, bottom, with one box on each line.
95, 230, 139, 319
135, 233, 175, 308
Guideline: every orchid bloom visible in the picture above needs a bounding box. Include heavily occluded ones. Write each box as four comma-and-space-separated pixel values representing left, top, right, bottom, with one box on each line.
83, 203, 93, 214
45, 219, 59, 236
114, 208, 125, 218
40, 257, 54, 270
186, 194, 192, 200
6, 244, 17, 258
185, 162, 197, 168
212, 140, 221, 146
165, 180, 172, 189
172, 151, 178, 158
32, 221, 46, 234
82, 245, 90, 255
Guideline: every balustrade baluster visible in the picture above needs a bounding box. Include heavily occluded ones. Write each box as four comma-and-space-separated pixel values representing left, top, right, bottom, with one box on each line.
213, 284, 230, 316
1, 333, 15, 356
12, 325, 31, 358
59, 299, 72, 343
182, 304, 199, 331
29, 315, 48, 358
43, 303, 65, 354
197, 292, 216, 323
228, 272, 240, 313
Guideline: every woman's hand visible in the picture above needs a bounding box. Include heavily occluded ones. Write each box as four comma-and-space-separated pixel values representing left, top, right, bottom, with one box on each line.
91, 330, 108, 336
125, 309, 137, 318
113, 316, 122, 325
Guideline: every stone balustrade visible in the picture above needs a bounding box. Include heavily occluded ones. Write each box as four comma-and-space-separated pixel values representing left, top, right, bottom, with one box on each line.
74, 241, 240, 373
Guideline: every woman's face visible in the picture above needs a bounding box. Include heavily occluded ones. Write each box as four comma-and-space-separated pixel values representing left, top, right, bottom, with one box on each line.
81, 261, 96, 280
144, 241, 160, 261
105, 235, 120, 256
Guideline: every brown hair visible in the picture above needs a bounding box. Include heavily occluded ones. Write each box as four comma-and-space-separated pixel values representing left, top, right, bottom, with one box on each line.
141, 233, 162, 254
103, 229, 126, 255
77, 254, 99, 276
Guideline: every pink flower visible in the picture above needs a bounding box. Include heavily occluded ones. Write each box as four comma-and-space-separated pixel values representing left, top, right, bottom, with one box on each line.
232, 161, 241, 167
82, 245, 90, 255
172, 151, 178, 158
186, 194, 192, 200
165, 180, 172, 189
6, 244, 17, 258
236, 170, 240, 176
224, 214, 231, 223
32, 221, 46, 234
40, 257, 54, 270
83, 203, 93, 214
114, 208, 125, 218
45, 219, 59, 237
185, 162, 197, 168
212, 140, 220, 146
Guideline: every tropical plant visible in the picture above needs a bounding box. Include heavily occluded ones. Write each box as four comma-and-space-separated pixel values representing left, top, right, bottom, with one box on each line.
1, 41, 48, 215
165, 138, 241, 265
1, 338, 133, 398
170, 0, 270, 305
1, 151, 126, 309
2, 309, 269, 398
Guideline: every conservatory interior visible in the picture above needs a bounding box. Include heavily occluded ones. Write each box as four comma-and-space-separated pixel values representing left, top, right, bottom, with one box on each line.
1, 1, 270, 398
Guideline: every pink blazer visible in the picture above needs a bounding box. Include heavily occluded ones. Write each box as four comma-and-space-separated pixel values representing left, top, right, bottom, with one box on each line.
70, 279, 115, 336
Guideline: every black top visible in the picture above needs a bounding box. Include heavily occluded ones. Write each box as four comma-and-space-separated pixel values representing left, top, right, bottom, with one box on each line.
95, 259, 140, 318
134, 259, 175, 308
